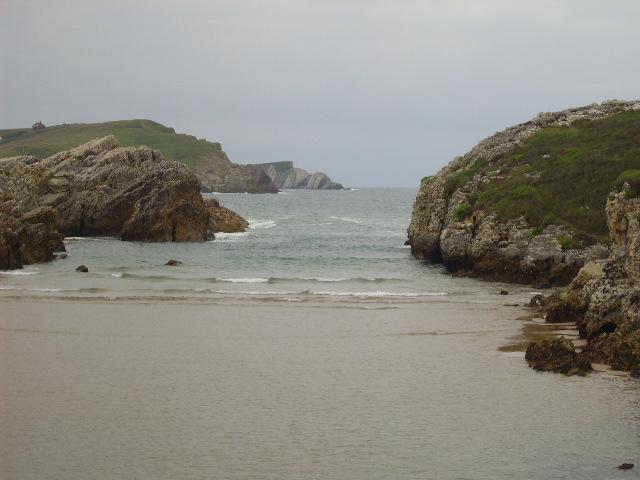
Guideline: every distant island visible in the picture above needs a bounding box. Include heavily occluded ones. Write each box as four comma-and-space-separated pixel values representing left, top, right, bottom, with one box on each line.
0, 120, 343, 193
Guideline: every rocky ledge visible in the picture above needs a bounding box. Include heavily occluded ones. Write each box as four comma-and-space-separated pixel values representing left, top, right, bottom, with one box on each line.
528, 185, 640, 375
250, 161, 343, 190
407, 100, 640, 287
0, 136, 248, 269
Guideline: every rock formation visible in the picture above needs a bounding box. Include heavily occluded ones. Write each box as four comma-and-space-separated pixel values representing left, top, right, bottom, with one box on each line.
250, 161, 343, 190
0, 136, 249, 269
194, 144, 278, 193
205, 198, 249, 233
408, 100, 640, 286
530, 184, 640, 375
0, 185, 65, 269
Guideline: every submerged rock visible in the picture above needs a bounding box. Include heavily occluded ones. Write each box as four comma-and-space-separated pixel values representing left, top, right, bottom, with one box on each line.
75, 265, 88, 272
165, 259, 182, 266
525, 337, 592, 376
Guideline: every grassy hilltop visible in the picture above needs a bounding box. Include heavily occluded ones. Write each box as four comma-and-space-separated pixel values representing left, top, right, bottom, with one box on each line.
0, 120, 225, 170
445, 109, 640, 241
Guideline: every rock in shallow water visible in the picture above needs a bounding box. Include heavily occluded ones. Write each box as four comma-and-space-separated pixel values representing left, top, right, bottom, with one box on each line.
75, 265, 88, 272
525, 337, 592, 376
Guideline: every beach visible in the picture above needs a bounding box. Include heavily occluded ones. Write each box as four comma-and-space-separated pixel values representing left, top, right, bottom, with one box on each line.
1, 298, 639, 480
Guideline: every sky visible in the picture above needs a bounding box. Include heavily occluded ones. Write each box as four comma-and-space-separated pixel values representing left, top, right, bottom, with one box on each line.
1, 0, 639, 187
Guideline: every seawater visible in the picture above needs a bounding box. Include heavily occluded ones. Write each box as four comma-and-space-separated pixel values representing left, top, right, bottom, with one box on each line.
0, 188, 532, 303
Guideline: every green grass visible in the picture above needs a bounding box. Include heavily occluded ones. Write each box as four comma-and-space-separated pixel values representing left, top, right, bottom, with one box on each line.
453, 203, 473, 221
448, 110, 640, 242
0, 119, 224, 169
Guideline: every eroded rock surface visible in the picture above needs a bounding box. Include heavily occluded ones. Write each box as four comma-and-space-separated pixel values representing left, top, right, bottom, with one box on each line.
0, 137, 248, 269
205, 198, 249, 233
408, 100, 639, 286
536, 186, 640, 374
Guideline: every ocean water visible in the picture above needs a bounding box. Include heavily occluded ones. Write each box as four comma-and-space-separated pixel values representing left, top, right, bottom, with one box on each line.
0, 188, 531, 303
1, 188, 639, 480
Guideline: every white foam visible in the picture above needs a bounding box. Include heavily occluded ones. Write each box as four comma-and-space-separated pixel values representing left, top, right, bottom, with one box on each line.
249, 220, 277, 229
0, 268, 40, 275
330, 216, 363, 224
313, 291, 447, 298
213, 232, 250, 241
111, 273, 123, 278
0, 285, 18, 290
219, 278, 270, 283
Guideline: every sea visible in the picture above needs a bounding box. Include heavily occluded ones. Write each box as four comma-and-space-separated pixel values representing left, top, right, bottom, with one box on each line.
1, 188, 639, 480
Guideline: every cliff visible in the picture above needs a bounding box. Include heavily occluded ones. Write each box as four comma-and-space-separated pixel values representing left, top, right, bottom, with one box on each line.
0, 136, 248, 269
250, 161, 344, 190
529, 184, 640, 375
408, 100, 640, 286
0, 120, 278, 193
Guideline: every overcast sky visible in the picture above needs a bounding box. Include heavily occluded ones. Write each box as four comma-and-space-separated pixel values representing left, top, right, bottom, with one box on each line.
2, 1, 639, 187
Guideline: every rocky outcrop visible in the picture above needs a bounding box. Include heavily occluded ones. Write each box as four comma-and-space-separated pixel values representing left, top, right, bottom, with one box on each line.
250, 161, 343, 190
193, 145, 277, 193
0, 136, 249, 269
28, 136, 211, 241
532, 185, 640, 375
525, 337, 592, 375
408, 100, 640, 286
205, 198, 249, 233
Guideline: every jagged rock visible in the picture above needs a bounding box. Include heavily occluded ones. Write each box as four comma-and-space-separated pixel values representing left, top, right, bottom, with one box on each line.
204, 198, 249, 233
75, 265, 88, 272
537, 188, 640, 374
525, 337, 592, 375
0, 136, 248, 269
408, 100, 640, 286
0, 159, 65, 269
250, 161, 343, 190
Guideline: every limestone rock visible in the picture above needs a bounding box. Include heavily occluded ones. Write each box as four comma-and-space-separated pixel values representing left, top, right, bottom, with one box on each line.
205, 198, 249, 234
250, 161, 343, 190
407, 100, 640, 286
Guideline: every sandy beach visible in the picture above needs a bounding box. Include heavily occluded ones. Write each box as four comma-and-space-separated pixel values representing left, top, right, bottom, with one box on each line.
1, 298, 639, 480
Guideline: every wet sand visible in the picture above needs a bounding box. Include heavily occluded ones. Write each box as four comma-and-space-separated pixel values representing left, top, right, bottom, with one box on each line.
1, 299, 638, 480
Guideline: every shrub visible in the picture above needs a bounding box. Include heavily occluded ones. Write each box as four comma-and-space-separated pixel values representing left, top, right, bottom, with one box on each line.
453, 203, 473, 221
558, 236, 576, 251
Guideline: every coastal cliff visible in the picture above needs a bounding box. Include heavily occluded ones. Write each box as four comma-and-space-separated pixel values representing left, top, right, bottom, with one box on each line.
529, 185, 640, 375
0, 120, 278, 194
250, 161, 344, 190
0, 136, 248, 269
408, 100, 640, 287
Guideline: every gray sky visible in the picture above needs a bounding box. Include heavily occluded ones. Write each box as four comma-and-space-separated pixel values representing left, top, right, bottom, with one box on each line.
2, 0, 639, 187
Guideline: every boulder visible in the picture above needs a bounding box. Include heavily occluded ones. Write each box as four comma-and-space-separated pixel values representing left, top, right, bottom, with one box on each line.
204, 198, 249, 234
165, 260, 182, 266
75, 265, 88, 272
525, 337, 592, 375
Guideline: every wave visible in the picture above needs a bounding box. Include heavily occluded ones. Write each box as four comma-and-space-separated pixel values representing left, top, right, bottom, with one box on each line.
329, 216, 363, 224
249, 220, 277, 229
217, 278, 270, 283
213, 232, 250, 241
312, 290, 447, 298
0, 268, 40, 275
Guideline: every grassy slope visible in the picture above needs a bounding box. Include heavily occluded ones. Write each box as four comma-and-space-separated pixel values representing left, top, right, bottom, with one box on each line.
0, 120, 224, 168
446, 110, 640, 242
